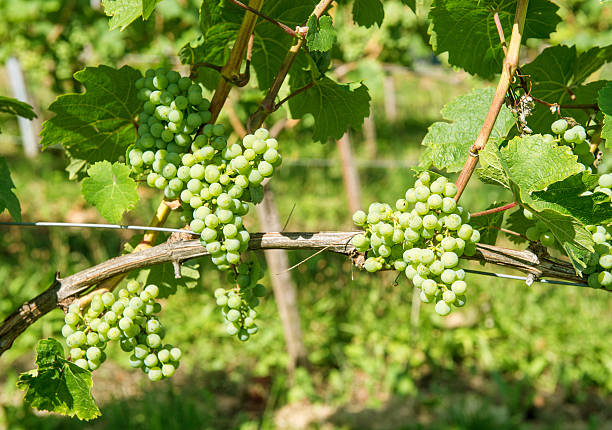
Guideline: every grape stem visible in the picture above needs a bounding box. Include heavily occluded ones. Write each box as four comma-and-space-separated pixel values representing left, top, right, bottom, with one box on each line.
454, 0, 529, 201
273, 81, 316, 111
228, 0, 297, 38
470, 202, 517, 217
0, 231, 604, 357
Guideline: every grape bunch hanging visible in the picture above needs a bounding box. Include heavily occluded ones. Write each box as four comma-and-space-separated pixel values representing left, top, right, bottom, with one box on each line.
352, 172, 480, 316
126, 68, 281, 340
62, 280, 182, 381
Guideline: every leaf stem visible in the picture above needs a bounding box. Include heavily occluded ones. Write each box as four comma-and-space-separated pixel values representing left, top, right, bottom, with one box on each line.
228, 0, 296, 37
454, 0, 529, 202
470, 202, 517, 217
274, 81, 315, 111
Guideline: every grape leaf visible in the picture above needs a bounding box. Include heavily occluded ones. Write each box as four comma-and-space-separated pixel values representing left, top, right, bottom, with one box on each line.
504, 208, 531, 245
429, 0, 560, 79
352, 0, 384, 27
0, 96, 36, 120
600, 82, 612, 114
251, 1, 315, 89
478, 136, 594, 273
17, 339, 100, 421
470, 202, 507, 245
419, 87, 515, 172
81, 161, 139, 224
135, 260, 201, 298
288, 74, 370, 142
522, 44, 612, 133
400, 0, 415, 10
602, 116, 612, 147
181, 0, 316, 90
102, 0, 163, 30
306, 15, 337, 52
529, 173, 612, 227
41, 65, 142, 164
0, 157, 21, 222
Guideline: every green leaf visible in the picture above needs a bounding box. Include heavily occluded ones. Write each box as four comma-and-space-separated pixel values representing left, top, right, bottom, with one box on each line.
429, 0, 560, 79
352, 0, 385, 27
602, 115, 612, 147
102, 0, 163, 30
306, 15, 337, 52
135, 260, 201, 298
288, 75, 371, 142
81, 161, 139, 224
400, 0, 416, 11
529, 173, 612, 227
522, 45, 612, 133
599, 81, 612, 114
478, 135, 594, 273
41, 65, 142, 164
0, 157, 21, 222
420, 87, 515, 172
470, 202, 507, 245
0, 96, 36, 120
18, 339, 100, 421
504, 208, 531, 245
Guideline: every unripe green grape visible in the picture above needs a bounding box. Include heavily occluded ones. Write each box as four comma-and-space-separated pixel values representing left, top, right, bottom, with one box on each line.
457, 224, 473, 240
599, 174, 612, 188
187, 178, 203, 193
563, 128, 578, 143
435, 300, 451, 316
540, 232, 555, 247
441, 251, 459, 268
443, 290, 456, 304
443, 183, 457, 198
422, 279, 437, 296
551, 119, 568, 134
451, 280, 467, 294
364, 257, 382, 272
440, 269, 456, 284
599, 254, 612, 269
445, 214, 461, 230
598, 270, 612, 287
422, 214, 437, 230
190, 218, 205, 233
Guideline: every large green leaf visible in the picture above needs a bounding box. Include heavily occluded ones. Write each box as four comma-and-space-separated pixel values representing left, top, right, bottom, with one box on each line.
420, 87, 515, 172
0, 157, 21, 222
429, 0, 560, 79
478, 135, 595, 273
102, 0, 163, 30
352, 0, 385, 27
522, 45, 612, 133
81, 161, 139, 224
288, 74, 371, 142
41, 66, 142, 164
0, 96, 36, 120
17, 339, 100, 421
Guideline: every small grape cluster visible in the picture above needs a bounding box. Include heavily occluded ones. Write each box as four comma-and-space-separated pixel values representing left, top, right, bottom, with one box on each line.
351, 172, 480, 316
522, 208, 557, 248
214, 261, 267, 341
61, 280, 181, 381
545, 119, 595, 170
583, 225, 612, 291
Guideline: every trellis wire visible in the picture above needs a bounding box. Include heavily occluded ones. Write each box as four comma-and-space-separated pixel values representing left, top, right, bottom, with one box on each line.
0, 221, 588, 287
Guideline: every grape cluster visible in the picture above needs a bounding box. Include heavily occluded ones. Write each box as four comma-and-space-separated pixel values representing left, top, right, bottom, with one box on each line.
187, 127, 281, 272
351, 172, 480, 316
522, 208, 557, 248
61, 280, 181, 381
545, 119, 595, 170
214, 261, 267, 341
583, 225, 612, 291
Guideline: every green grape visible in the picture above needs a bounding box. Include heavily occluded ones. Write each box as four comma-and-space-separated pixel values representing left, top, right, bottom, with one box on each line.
551, 118, 568, 134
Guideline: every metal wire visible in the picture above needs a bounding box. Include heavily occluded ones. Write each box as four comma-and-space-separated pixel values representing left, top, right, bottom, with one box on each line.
0, 221, 199, 236
0, 221, 591, 287
462, 269, 588, 287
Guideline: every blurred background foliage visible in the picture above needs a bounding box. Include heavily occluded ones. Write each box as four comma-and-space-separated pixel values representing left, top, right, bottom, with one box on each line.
0, 0, 611, 429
